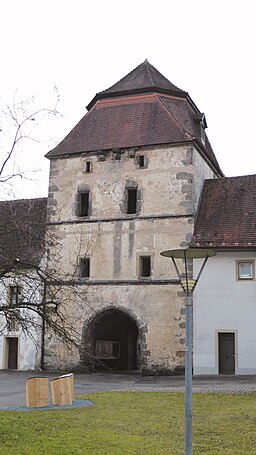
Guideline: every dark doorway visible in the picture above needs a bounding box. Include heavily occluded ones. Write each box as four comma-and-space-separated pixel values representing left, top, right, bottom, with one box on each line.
7, 337, 18, 369
85, 309, 139, 371
218, 332, 235, 374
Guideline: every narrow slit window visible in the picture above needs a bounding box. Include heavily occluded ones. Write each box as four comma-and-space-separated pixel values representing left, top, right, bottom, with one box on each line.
80, 258, 90, 278
138, 155, 145, 168
79, 192, 89, 217
127, 188, 137, 214
140, 256, 151, 277
85, 162, 92, 173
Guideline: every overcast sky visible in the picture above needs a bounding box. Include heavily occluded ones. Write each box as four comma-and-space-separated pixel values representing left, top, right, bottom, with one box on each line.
1, 0, 256, 199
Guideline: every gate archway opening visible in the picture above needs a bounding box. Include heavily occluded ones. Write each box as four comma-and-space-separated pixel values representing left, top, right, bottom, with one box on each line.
84, 308, 140, 371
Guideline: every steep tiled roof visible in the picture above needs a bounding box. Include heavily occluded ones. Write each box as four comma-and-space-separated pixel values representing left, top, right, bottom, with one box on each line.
0, 198, 47, 270
191, 175, 256, 248
46, 61, 223, 176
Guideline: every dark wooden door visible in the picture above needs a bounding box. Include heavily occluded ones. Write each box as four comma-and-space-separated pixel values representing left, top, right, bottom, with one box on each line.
7, 337, 18, 369
218, 333, 235, 374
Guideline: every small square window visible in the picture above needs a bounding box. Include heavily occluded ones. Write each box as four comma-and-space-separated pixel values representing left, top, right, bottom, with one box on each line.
79, 258, 90, 278
237, 261, 254, 280
140, 256, 151, 277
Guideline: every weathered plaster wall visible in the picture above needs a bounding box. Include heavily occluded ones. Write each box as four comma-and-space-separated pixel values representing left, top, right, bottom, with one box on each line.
193, 252, 256, 375
49, 216, 192, 279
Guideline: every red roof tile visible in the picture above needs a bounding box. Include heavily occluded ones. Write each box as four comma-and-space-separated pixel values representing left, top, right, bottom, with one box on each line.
191, 175, 256, 248
47, 94, 192, 155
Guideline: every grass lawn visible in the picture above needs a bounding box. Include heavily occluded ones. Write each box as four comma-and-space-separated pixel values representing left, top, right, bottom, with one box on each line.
0, 392, 255, 454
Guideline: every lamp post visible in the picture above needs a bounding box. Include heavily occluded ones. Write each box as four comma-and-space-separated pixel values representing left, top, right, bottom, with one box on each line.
160, 248, 216, 455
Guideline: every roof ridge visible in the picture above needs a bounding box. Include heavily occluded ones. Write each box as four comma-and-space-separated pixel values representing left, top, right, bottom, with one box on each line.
0, 197, 47, 204
205, 173, 256, 183
145, 60, 155, 87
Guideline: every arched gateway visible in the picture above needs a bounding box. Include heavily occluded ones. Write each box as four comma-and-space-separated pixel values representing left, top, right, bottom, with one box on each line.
83, 307, 143, 371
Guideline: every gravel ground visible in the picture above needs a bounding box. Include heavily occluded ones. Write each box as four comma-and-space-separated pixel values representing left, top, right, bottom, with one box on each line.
0, 399, 93, 412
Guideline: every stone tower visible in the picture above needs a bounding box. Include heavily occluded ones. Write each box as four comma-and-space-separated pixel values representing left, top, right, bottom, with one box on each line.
45, 61, 222, 373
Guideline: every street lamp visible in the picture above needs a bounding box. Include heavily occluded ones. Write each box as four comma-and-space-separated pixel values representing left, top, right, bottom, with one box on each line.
160, 248, 216, 455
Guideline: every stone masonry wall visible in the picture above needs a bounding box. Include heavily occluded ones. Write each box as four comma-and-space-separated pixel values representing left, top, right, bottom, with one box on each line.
45, 144, 217, 373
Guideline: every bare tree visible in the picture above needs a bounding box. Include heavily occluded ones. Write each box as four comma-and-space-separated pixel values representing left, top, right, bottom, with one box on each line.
0, 198, 91, 370
0, 92, 98, 371
0, 88, 60, 192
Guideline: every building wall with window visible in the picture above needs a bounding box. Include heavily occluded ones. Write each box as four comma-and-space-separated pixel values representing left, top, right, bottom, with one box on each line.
0, 197, 46, 370
193, 252, 256, 375
0, 275, 41, 370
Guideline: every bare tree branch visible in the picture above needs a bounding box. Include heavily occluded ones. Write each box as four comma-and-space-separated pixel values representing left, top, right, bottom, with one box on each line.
0, 88, 61, 185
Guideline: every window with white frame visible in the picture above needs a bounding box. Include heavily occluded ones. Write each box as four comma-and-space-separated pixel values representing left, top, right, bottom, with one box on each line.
237, 261, 254, 280
9, 286, 21, 305
6, 286, 21, 331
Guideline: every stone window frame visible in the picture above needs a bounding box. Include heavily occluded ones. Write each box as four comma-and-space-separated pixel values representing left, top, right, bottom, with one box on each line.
140, 255, 151, 277
136, 154, 148, 169
84, 161, 92, 173
126, 187, 137, 214
137, 254, 153, 279
236, 260, 255, 281
76, 185, 91, 217
78, 256, 90, 279
124, 180, 142, 215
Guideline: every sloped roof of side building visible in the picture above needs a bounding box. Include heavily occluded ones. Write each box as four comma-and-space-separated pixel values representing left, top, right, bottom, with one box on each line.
46, 60, 223, 177
191, 175, 256, 248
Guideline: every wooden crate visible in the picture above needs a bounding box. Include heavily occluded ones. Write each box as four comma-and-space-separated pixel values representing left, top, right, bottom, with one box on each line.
26, 377, 49, 408
50, 374, 73, 406
58, 373, 74, 401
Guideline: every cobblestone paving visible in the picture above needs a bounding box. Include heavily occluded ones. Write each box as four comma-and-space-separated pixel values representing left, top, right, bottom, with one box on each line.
117, 385, 256, 395
131, 376, 256, 395
192, 386, 256, 395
